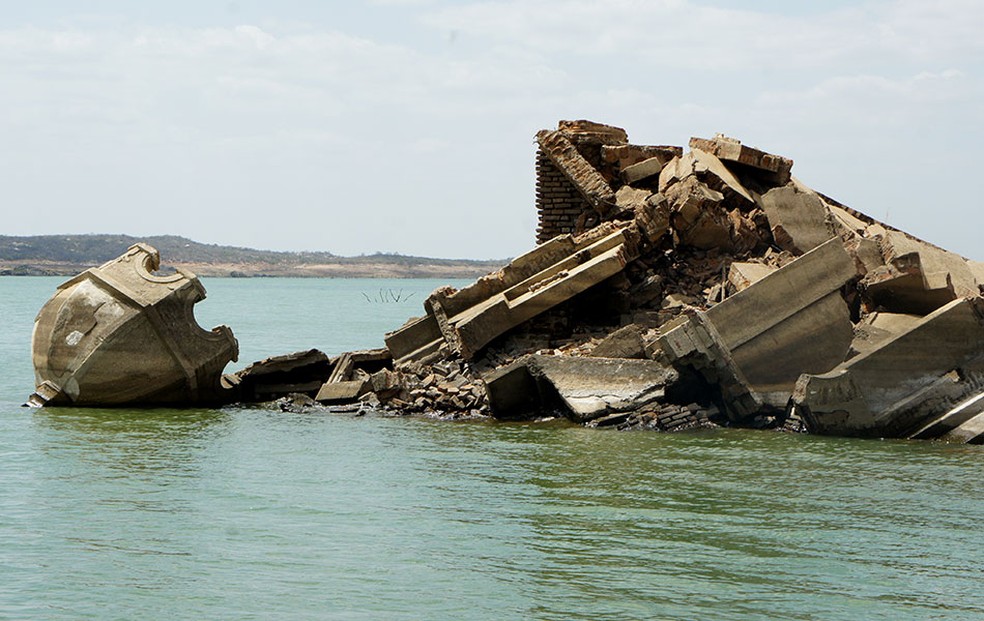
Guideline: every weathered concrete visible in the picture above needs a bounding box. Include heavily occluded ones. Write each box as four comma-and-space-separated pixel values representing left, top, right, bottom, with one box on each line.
602, 144, 682, 172
657, 313, 762, 420
665, 177, 731, 250
863, 251, 957, 315
589, 324, 648, 359
847, 312, 921, 359
690, 148, 756, 208
485, 355, 678, 423
878, 230, 979, 298
908, 389, 984, 442
937, 410, 984, 443
326, 348, 391, 384
703, 238, 857, 404
758, 186, 837, 254
689, 135, 793, 185
728, 262, 777, 292
444, 227, 637, 359
315, 379, 367, 404
792, 297, 984, 438
388, 224, 639, 363
621, 157, 663, 185
660, 148, 756, 210
29, 243, 238, 406
232, 349, 332, 402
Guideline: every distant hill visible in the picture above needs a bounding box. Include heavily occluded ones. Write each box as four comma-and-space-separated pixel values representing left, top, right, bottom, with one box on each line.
0, 234, 507, 279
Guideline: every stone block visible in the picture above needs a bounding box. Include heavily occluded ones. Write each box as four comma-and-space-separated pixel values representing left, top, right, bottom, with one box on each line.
621, 156, 663, 185
758, 185, 837, 254
728, 262, 777, 292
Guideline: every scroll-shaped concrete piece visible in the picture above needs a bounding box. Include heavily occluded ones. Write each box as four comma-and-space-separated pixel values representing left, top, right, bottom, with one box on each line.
28, 243, 238, 407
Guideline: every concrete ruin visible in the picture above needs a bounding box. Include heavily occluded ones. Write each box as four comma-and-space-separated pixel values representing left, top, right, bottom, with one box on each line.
28, 244, 238, 406
26, 122, 984, 444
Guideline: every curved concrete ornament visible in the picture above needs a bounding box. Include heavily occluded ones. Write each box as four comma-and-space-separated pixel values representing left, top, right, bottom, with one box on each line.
28, 243, 238, 407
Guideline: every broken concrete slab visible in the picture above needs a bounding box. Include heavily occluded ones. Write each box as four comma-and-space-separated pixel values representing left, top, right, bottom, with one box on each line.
863, 251, 957, 315
601, 144, 682, 172
232, 349, 332, 402
757, 185, 837, 254
847, 312, 922, 359
388, 224, 640, 364
792, 297, 984, 439
29, 243, 238, 406
315, 379, 368, 404
485, 354, 678, 423
689, 135, 793, 185
326, 348, 392, 384
907, 389, 984, 442
659, 148, 755, 211
621, 156, 663, 185
704, 239, 856, 403
443, 228, 637, 359
657, 238, 857, 412
878, 230, 979, 298
937, 410, 984, 444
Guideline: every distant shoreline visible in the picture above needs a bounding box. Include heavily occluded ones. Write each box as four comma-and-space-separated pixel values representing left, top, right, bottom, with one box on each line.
0, 234, 507, 279
0, 260, 502, 279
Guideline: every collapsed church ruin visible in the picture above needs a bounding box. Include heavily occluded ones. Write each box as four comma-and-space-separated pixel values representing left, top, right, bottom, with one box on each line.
28, 121, 984, 444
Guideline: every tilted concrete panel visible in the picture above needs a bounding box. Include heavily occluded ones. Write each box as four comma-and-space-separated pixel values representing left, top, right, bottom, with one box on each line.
792, 297, 984, 438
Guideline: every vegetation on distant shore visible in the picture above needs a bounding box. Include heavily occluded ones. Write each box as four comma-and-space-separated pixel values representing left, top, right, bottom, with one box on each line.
0, 234, 507, 278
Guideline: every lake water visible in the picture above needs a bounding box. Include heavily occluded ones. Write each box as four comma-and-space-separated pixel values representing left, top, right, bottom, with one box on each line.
2, 276, 983, 620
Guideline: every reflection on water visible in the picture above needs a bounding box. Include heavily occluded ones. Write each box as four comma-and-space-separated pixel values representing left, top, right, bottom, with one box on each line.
2, 277, 984, 620
33, 406, 231, 476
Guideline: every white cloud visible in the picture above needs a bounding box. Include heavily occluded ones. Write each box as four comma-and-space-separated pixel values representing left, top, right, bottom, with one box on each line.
0, 1, 980, 259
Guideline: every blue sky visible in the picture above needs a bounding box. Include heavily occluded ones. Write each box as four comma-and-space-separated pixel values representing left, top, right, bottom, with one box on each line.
2, 0, 981, 259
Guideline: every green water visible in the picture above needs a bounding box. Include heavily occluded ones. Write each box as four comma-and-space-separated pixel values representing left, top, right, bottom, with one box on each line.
2, 277, 982, 620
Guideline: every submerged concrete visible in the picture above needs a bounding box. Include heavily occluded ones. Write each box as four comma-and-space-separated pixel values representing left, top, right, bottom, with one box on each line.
29, 244, 238, 407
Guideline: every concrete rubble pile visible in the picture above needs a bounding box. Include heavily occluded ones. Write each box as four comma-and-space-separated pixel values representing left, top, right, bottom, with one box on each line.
27, 120, 984, 444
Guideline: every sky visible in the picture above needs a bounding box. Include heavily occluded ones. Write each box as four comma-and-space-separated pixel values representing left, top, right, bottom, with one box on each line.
1, 1, 981, 260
